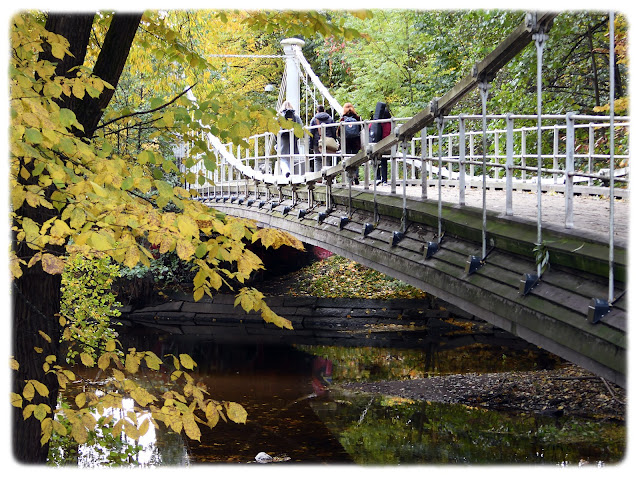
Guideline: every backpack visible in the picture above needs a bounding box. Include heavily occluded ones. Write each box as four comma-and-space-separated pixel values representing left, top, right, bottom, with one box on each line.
284, 109, 295, 120
315, 112, 336, 138
343, 115, 360, 139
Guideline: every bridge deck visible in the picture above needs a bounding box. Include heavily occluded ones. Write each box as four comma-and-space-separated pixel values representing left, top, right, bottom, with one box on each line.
356, 184, 630, 243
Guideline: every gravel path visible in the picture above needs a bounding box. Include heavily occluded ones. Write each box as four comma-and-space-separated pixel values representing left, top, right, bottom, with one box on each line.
355, 184, 630, 243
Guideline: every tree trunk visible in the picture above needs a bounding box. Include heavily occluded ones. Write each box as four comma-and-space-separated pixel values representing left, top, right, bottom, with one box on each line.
76, 13, 142, 138
12, 11, 141, 464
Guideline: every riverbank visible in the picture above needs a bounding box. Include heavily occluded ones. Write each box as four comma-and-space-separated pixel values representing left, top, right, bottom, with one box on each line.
338, 364, 625, 422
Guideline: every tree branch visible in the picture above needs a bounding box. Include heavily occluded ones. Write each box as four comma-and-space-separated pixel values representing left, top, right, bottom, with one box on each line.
96, 83, 197, 134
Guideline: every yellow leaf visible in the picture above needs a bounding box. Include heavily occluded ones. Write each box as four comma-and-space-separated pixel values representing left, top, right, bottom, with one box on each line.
193, 286, 204, 302
11, 392, 22, 408
113, 368, 125, 382
89, 231, 113, 251
23, 404, 35, 419
50, 42, 66, 60
182, 412, 201, 441
32, 380, 49, 398
144, 352, 161, 371
124, 244, 140, 268
75, 392, 86, 408
105, 339, 116, 352
138, 418, 150, 437
38, 330, 52, 343
205, 401, 219, 428
52, 419, 67, 436
50, 219, 72, 239
125, 352, 141, 374
225, 402, 247, 424
80, 352, 95, 367
41, 253, 65, 274
34, 403, 49, 421
177, 215, 199, 239
71, 422, 87, 444
97, 353, 111, 370
124, 420, 140, 440
10, 358, 19, 371
179, 354, 196, 370
40, 417, 53, 446
130, 387, 156, 407
176, 238, 196, 260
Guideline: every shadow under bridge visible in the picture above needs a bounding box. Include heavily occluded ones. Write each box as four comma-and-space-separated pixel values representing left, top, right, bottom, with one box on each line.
211, 185, 626, 387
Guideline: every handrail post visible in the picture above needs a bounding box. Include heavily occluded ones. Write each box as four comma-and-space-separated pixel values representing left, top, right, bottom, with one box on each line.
363, 120, 370, 189
458, 115, 466, 206
565, 112, 575, 229
534, 30, 548, 278
390, 118, 397, 194
479, 79, 490, 259
303, 132, 310, 175
340, 119, 346, 187
436, 115, 446, 240
588, 122, 594, 187
553, 126, 559, 184
521, 128, 527, 181
401, 141, 408, 233
421, 127, 428, 199
505, 113, 514, 215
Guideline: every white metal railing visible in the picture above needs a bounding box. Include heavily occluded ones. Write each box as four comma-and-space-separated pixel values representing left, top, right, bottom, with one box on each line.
189, 113, 629, 200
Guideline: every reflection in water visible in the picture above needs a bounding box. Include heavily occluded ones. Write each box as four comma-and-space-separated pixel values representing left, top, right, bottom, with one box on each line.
116, 330, 623, 466
311, 391, 624, 465
55, 323, 623, 466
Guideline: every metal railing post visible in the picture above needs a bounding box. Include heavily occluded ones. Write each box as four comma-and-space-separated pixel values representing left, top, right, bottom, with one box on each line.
565, 113, 575, 229
588, 122, 595, 187
505, 113, 514, 216
607, 11, 616, 303
421, 127, 428, 199
479, 80, 490, 259
390, 119, 397, 194
534, 30, 548, 278
521, 128, 527, 181
459, 115, 466, 206
436, 115, 446, 240
553, 126, 559, 184
363, 120, 370, 189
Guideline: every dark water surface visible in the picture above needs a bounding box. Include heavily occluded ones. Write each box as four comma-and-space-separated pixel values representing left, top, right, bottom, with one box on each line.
88, 320, 625, 467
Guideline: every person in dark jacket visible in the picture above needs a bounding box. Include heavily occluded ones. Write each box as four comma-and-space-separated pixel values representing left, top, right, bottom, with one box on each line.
372, 102, 392, 185
340, 102, 362, 184
309, 105, 338, 172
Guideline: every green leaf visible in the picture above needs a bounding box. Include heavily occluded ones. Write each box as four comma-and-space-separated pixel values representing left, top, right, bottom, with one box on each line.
59, 108, 78, 129
24, 128, 43, 144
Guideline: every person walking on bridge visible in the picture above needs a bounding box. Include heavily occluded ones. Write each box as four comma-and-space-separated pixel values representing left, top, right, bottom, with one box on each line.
309, 105, 338, 173
278, 101, 303, 177
370, 102, 392, 185
340, 102, 362, 184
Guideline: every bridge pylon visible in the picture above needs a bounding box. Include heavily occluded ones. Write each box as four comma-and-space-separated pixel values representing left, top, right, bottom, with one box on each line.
280, 38, 305, 113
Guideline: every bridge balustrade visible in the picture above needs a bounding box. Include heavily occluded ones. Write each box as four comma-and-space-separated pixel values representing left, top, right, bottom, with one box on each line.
188, 113, 628, 227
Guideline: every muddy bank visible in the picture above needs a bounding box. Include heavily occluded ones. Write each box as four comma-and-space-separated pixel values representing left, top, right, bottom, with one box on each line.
338, 364, 625, 422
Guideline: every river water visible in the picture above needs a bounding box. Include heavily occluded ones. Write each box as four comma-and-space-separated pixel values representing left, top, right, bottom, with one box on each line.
54, 318, 625, 467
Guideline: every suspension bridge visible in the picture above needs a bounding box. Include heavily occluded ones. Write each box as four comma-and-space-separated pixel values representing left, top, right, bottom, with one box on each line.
175, 12, 628, 386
